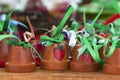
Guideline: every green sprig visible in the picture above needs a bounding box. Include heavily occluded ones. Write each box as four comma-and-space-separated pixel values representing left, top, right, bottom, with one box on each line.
52, 5, 74, 36
3, 11, 13, 32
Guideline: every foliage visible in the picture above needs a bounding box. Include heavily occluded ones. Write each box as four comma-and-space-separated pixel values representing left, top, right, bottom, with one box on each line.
40, 5, 74, 46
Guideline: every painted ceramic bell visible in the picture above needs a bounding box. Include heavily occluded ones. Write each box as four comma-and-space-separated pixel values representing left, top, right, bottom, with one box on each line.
5, 46, 36, 73
70, 44, 101, 72
41, 43, 69, 70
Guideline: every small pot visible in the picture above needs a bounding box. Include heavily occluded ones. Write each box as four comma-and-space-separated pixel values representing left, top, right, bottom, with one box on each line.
41, 43, 69, 70
103, 48, 120, 74
70, 44, 101, 72
0, 39, 9, 67
5, 46, 36, 73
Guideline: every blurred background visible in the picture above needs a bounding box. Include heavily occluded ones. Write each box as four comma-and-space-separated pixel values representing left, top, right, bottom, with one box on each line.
0, 0, 119, 34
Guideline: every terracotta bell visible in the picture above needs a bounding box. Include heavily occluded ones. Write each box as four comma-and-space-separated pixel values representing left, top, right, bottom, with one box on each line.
41, 43, 69, 70
70, 44, 101, 72
5, 46, 36, 73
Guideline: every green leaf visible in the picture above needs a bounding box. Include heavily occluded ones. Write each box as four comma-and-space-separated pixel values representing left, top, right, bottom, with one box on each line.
82, 37, 101, 62
58, 34, 64, 42
44, 42, 54, 46
23, 42, 31, 48
0, 34, 20, 41
40, 36, 60, 43
40, 36, 54, 42
114, 18, 120, 26
0, 21, 4, 33
91, 6, 103, 27
83, 11, 87, 30
109, 23, 115, 35
10, 24, 18, 33
7, 40, 31, 48
31, 45, 43, 60
40, 35, 64, 44
3, 11, 13, 32
0, 34, 32, 48
116, 41, 120, 48
94, 23, 109, 32
6, 40, 17, 45
104, 39, 118, 57
77, 45, 86, 59
85, 23, 95, 35
52, 5, 74, 36
83, 6, 103, 35
111, 0, 120, 13
92, 37, 101, 61
72, 20, 80, 32
6, 40, 22, 45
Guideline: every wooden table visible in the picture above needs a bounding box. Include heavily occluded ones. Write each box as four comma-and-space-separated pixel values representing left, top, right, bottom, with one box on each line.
0, 67, 119, 80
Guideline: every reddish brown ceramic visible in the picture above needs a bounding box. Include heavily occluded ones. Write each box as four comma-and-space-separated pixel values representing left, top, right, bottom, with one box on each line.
103, 48, 120, 74
70, 44, 101, 72
5, 46, 36, 73
0, 39, 9, 67
41, 43, 69, 70
99, 43, 110, 61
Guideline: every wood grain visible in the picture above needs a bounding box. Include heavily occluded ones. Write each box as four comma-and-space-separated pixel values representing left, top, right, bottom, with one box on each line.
0, 67, 119, 80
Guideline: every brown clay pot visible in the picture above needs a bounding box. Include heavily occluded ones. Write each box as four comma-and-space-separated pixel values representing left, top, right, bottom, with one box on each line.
70, 44, 101, 72
103, 48, 120, 74
0, 39, 9, 67
5, 46, 36, 73
41, 43, 69, 70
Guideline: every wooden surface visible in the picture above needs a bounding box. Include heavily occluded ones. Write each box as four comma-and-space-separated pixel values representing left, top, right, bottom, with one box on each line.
0, 67, 120, 80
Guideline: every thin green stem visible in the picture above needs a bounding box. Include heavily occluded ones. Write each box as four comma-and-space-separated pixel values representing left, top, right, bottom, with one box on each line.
31, 45, 43, 61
